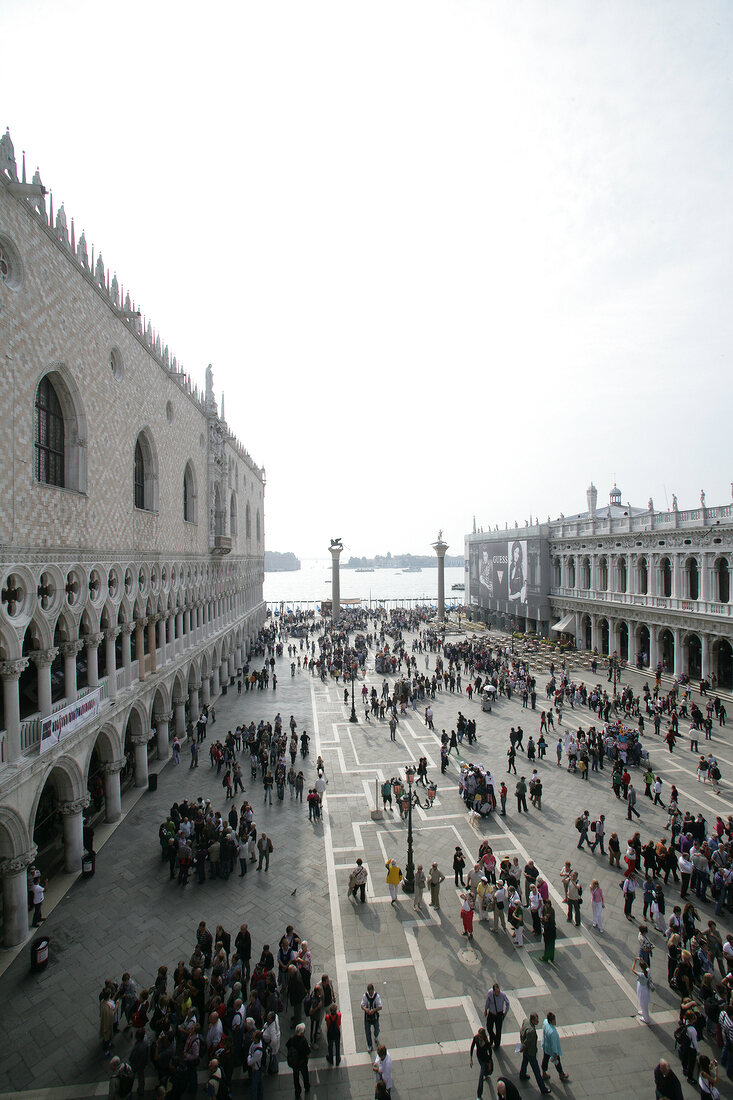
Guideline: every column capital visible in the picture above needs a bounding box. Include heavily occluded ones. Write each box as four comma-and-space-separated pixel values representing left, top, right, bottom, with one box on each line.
59, 640, 84, 658
0, 847, 38, 876
136, 616, 149, 629
155, 710, 173, 724
0, 658, 29, 680
105, 626, 122, 640
31, 647, 59, 669
60, 794, 90, 816
119, 622, 135, 636
85, 632, 104, 649
130, 730, 154, 746
190, 682, 201, 693
152, 612, 165, 623
101, 759, 125, 776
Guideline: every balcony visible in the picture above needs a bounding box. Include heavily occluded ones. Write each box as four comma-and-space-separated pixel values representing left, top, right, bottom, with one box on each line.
548, 587, 732, 618
212, 535, 232, 555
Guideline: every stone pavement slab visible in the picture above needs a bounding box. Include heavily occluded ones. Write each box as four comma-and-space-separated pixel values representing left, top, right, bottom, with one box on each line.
0, 629, 731, 1099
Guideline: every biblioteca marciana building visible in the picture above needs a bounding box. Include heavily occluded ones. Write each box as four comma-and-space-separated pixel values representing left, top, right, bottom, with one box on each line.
465, 483, 733, 687
0, 130, 266, 945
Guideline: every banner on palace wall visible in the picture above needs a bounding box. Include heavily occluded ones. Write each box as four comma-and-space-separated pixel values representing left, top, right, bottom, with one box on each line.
469, 539, 530, 610
39, 689, 100, 755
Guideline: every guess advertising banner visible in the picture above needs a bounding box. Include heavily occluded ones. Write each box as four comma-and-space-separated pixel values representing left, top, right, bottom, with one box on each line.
470, 540, 529, 608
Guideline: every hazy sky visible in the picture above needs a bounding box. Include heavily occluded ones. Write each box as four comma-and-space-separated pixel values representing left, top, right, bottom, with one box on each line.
5, 0, 731, 558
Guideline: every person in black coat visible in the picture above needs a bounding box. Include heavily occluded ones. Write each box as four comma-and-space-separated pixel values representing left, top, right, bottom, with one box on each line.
285, 1023, 311, 1098
653, 1058, 683, 1100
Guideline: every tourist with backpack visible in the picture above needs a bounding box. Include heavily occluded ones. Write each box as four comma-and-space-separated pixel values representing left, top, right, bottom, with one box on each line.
107, 1056, 135, 1098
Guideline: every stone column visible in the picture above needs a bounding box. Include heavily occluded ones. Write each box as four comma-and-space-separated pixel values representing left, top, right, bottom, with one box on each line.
120, 623, 133, 687
701, 555, 711, 604
175, 609, 184, 654
201, 677, 211, 708
174, 698, 187, 739
31, 648, 58, 718
60, 795, 90, 872
608, 617, 619, 656
219, 661, 228, 689
59, 640, 83, 703
673, 627, 683, 678
1, 848, 37, 945
432, 533, 449, 623
189, 683, 200, 720
131, 732, 153, 787
649, 627, 658, 670
84, 633, 103, 689
329, 541, 343, 621
147, 618, 157, 674
0, 659, 28, 763
101, 760, 124, 822
157, 614, 167, 662
702, 634, 712, 679
135, 618, 147, 681
154, 711, 172, 761
672, 554, 682, 599
212, 666, 220, 696
588, 615, 598, 652
105, 627, 120, 699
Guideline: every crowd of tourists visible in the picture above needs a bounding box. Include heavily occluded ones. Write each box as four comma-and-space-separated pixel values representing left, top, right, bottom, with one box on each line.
96, 607, 733, 1099
100, 915, 344, 1099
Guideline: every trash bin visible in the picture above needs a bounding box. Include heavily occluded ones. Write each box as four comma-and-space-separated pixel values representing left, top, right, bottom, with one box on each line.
30, 936, 49, 972
82, 850, 96, 878
148, 772, 158, 793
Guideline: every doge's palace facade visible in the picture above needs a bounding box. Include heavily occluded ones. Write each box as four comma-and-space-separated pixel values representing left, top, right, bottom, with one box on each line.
0, 130, 266, 944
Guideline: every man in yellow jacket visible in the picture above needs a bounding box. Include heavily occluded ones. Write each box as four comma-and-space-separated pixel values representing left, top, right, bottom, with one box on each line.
385, 860, 403, 904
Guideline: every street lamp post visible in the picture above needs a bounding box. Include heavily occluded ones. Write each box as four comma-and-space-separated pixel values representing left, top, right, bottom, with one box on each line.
399, 765, 438, 895
402, 765, 416, 894
349, 657, 358, 724
609, 652, 619, 694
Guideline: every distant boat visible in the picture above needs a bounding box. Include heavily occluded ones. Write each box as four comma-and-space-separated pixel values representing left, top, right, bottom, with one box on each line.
355, 568, 374, 573
451, 582, 465, 591
403, 566, 422, 573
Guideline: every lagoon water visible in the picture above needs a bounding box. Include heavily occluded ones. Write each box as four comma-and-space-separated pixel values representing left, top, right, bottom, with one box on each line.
264, 556, 466, 608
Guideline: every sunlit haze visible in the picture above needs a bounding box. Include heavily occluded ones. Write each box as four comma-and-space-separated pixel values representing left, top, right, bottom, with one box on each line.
5, 0, 731, 557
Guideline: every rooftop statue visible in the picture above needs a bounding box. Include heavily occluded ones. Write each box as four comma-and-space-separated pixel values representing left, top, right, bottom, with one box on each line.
0, 128, 18, 181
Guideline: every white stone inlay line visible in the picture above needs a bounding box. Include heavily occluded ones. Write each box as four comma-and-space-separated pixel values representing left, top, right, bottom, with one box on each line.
311, 680, 356, 1055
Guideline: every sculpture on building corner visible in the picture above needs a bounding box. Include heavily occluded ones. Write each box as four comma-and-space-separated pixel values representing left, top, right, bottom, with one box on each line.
0, 127, 18, 181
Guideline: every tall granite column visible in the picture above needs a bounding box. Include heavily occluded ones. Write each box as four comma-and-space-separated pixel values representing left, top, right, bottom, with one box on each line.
329, 540, 343, 621
432, 532, 449, 623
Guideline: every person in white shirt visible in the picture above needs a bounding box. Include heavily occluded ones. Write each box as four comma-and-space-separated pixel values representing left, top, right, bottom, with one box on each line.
31, 874, 45, 926
373, 1044, 393, 1095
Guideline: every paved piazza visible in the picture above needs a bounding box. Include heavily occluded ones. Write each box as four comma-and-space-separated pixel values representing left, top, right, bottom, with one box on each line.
1, 629, 730, 1099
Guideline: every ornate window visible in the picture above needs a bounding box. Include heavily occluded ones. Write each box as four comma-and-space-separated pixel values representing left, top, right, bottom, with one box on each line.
618, 557, 627, 593
0, 233, 24, 290
230, 492, 237, 536
133, 431, 158, 512
717, 558, 730, 604
256, 509, 261, 544
183, 461, 197, 523
134, 440, 145, 508
245, 502, 251, 538
660, 557, 672, 597
35, 376, 65, 487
